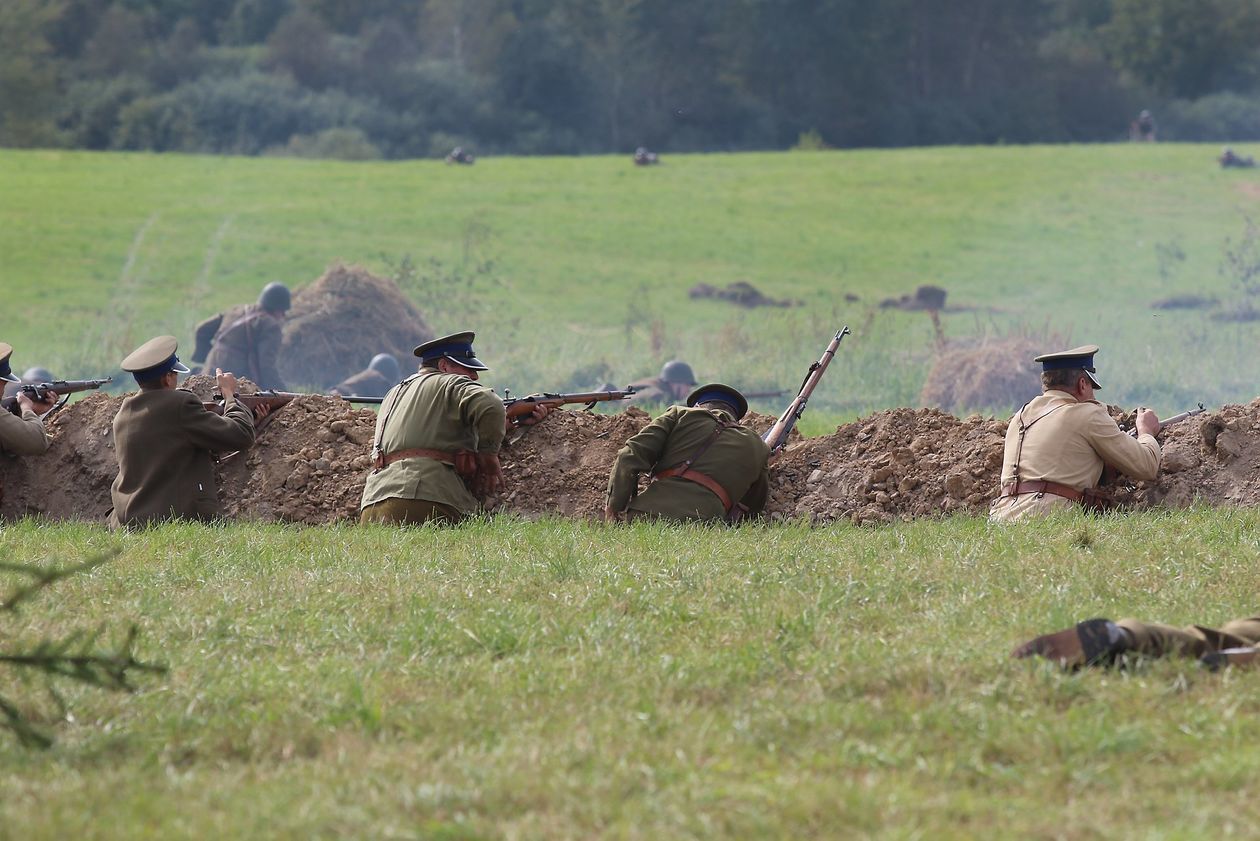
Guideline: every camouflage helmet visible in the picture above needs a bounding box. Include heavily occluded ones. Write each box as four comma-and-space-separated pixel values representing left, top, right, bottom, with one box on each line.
369, 353, 401, 382
258, 282, 291, 313
659, 360, 696, 386
21, 366, 54, 384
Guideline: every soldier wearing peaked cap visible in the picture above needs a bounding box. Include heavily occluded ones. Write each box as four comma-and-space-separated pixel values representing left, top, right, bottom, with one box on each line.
0, 343, 58, 458
606, 383, 770, 524
989, 345, 1161, 523
192, 282, 290, 390
359, 331, 549, 526
109, 336, 267, 529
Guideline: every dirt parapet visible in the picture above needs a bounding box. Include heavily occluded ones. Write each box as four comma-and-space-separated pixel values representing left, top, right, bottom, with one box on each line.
280, 263, 432, 389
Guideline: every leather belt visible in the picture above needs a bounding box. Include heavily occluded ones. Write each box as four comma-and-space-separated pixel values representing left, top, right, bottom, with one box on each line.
377, 447, 455, 468
654, 465, 734, 511
999, 479, 1083, 503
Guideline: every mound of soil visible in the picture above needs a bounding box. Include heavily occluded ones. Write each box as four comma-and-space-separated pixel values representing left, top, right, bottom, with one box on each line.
689, 281, 799, 308
1150, 294, 1216, 311
919, 336, 1043, 414
280, 263, 432, 389
880, 284, 947, 311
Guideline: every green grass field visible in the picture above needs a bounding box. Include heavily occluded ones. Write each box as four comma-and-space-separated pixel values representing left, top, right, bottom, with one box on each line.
5, 146, 1260, 838
3, 145, 1259, 418
5, 513, 1260, 838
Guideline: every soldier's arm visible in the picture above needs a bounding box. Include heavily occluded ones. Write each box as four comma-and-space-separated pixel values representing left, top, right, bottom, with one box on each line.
179, 393, 256, 452
455, 381, 508, 452
192, 314, 223, 363
1087, 407, 1161, 480
254, 320, 287, 390
606, 408, 681, 512
0, 409, 50, 455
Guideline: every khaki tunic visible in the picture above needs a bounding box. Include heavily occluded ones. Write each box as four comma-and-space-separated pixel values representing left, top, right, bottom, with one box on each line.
607, 405, 770, 522
0, 407, 50, 456
360, 372, 506, 516
1118, 616, 1260, 657
331, 368, 393, 398
196, 304, 286, 390
109, 389, 256, 528
989, 390, 1161, 522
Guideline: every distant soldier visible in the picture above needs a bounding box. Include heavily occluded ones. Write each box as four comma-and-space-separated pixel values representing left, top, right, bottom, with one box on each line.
360, 331, 548, 526
633, 147, 660, 165
446, 146, 475, 165
0, 344, 57, 457
1219, 147, 1256, 169
627, 360, 696, 409
193, 282, 291, 390
606, 383, 770, 524
2, 366, 54, 400
109, 336, 266, 529
1132, 109, 1156, 142
330, 353, 401, 399
989, 345, 1161, 523
1014, 614, 1260, 670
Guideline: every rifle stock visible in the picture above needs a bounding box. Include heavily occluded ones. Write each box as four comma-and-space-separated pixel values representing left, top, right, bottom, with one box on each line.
3, 377, 113, 417
503, 388, 635, 419
762, 327, 850, 454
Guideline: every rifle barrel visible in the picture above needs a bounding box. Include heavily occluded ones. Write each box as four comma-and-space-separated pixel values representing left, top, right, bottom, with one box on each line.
762, 327, 850, 454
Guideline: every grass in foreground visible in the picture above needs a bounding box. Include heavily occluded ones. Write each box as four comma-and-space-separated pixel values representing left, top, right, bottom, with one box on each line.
2, 511, 1260, 838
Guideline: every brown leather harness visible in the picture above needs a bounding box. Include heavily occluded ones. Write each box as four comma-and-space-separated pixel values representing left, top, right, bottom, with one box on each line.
998, 400, 1115, 511
650, 414, 742, 515
370, 372, 477, 482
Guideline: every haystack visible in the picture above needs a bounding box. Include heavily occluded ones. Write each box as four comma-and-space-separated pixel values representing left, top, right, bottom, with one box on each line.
279, 263, 432, 389
919, 335, 1042, 414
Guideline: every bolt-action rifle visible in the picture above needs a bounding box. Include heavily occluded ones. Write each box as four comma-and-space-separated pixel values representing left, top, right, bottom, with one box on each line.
762, 327, 850, 455
502, 388, 636, 423
742, 390, 787, 400
1124, 403, 1207, 438
2, 377, 113, 419
202, 390, 384, 430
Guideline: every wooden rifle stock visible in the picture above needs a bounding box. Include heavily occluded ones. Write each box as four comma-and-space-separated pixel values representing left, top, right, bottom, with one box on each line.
762, 327, 850, 454
503, 389, 635, 419
3, 376, 113, 417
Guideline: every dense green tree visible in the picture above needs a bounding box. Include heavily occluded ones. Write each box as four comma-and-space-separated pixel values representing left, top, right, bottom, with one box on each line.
0, 0, 66, 147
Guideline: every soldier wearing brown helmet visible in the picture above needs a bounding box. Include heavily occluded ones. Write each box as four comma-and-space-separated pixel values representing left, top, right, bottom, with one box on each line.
989, 345, 1161, 522
330, 353, 401, 399
0, 344, 57, 457
109, 336, 267, 529
359, 331, 548, 526
193, 282, 290, 390
626, 360, 696, 410
606, 383, 770, 524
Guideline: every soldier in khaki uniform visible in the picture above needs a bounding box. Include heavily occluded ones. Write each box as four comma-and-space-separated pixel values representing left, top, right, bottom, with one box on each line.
1014, 615, 1260, 670
192, 282, 290, 390
0, 344, 57, 457
360, 331, 547, 526
626, 360, 696, 410
606, 383, 770, 524
989, 345, 1161, 522
330, 353, 400, 398
109, 336, 261, 529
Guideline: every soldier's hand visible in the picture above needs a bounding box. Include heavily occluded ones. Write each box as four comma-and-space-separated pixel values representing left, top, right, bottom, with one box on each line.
216, 368, 238, 400
476, 452, 505, 496
1135, 407, 1161, 438
253, 402, 271, 421
516, 404, 551, 427
17, 390, 57, 417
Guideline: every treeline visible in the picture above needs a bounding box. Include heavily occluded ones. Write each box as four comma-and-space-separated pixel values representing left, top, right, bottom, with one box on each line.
4, 0, 1260, 159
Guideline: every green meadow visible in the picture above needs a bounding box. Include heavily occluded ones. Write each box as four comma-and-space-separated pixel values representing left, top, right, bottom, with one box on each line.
5, 513, 1260, 839
3, 145, 1259, 419
5, 146, 1260, 838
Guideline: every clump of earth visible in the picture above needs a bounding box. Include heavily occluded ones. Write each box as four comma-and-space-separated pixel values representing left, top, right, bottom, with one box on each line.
5, 385, 1260, 526
279, 263, 432, 389
688, 281, 799, 308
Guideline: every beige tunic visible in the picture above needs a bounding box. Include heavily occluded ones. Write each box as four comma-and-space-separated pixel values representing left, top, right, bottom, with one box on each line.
989, 390, 1161, 522
360, 372, 506, 516
0, 407, 50, 456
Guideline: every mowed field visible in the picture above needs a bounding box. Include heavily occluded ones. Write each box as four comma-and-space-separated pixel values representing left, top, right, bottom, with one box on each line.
5, 146, 1260, 838
6, 514, 1260, 838
2, 144, 1260, 415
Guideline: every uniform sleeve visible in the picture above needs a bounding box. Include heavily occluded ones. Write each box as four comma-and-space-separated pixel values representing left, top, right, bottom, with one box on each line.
254, 319, 287, 390
0, 408, 50, 455
456, 382, 507, 453
1086, 406, 1161, 480
179, 394, 256, 452
192, 314, 223, 362
740, 467, 770, 515
606, 409, 681, 512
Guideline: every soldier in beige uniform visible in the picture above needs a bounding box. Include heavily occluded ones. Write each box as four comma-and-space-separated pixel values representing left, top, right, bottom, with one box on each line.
1014, 615, 1260, 670
606, 383, 770, 524
989, 345, 1161, 522
0, 344, 57, 457
359, 331, 547, 526
109, 336, 262, 529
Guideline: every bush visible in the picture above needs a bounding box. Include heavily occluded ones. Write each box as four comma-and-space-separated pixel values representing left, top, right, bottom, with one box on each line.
269, 127, 382, 160
1161, 92, 1260, 141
